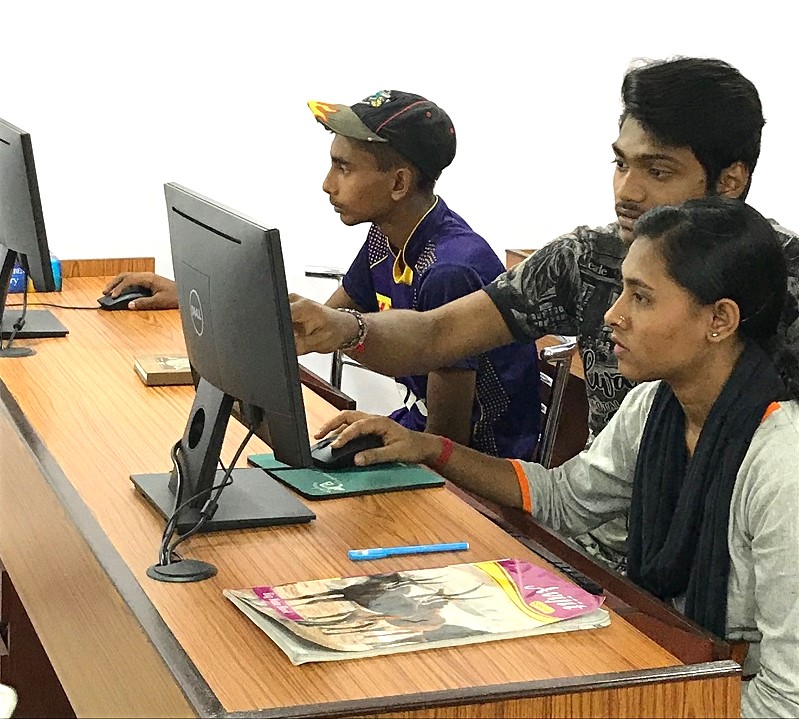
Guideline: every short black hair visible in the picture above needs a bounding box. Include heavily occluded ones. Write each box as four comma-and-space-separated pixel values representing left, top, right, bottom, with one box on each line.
358, 140, 437, 194
621, 58, 764, 199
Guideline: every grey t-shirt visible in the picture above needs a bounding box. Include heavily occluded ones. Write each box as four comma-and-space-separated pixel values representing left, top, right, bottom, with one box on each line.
514, 383, 799, 718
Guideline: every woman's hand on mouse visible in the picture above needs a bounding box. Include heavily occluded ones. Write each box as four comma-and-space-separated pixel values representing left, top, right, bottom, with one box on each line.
315, 411, 441, 467
102, 272, 179, 310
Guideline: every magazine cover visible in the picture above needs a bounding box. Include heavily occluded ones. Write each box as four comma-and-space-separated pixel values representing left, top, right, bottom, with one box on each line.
224, 558, 609, 665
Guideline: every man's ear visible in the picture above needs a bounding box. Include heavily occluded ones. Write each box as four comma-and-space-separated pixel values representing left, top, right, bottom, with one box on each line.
707, 298, 741, 342
390, 167, 414, 201
715, 161, 750, 199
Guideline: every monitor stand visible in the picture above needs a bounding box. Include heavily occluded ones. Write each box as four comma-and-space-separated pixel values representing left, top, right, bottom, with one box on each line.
1, 308, 69, 339
132, 468, 315, 534
131, 378, 315, 534
0, 250, 69, 340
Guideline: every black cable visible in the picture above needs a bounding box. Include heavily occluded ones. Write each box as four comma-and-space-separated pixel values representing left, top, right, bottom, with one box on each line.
157, 460, 230, 565
157, 440, 215, 565
157, 440, 189, 565
157, 429, 255, 566
156, 442, 227, 565
0, 274, 30, 351
4, 301, 98, 310
166, 428, 255, 559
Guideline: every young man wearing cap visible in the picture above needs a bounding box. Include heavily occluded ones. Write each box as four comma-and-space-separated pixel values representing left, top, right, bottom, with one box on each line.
290, 58, 799, 572
305, 90, 539, 457
104, 90, 541, 459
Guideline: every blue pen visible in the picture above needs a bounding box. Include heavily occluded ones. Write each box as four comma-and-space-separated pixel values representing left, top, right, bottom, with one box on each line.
348, 541, 469, 561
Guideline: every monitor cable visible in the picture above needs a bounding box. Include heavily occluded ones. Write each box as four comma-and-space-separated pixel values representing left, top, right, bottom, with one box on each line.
0, 272, 35, 358
5, 301, 98, 310
147, 428, 255, 583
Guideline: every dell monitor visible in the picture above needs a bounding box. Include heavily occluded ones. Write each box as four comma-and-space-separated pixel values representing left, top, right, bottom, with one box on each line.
131, 183, 316, 534
0, 118, 69, 346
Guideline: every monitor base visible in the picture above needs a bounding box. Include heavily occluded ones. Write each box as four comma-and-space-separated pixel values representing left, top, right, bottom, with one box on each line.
0, 346, 35, 358
147, 559, 218, 583
131, 468, 316, 534
1, 308, 69, 339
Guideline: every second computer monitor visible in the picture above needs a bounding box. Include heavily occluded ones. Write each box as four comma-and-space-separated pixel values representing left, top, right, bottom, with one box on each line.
131, 183, 315, 533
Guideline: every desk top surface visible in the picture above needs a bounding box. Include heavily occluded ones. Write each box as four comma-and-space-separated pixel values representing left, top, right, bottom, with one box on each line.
0, 278, 684, 715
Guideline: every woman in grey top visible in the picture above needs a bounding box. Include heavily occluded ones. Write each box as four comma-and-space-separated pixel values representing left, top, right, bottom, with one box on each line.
318, 197, 799, 717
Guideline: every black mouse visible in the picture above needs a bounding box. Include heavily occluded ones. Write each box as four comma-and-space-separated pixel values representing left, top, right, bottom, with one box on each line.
310, 433, 385, 470
97, 285, 153, 311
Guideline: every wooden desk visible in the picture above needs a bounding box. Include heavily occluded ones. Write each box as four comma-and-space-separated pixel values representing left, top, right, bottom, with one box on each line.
0, 275, 740, 717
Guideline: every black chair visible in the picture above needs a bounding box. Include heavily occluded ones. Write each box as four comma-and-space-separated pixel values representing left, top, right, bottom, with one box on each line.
534, 339, 578, 468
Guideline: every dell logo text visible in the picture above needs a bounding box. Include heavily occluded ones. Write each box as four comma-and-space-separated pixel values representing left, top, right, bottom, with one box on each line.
189, 289, 204, 336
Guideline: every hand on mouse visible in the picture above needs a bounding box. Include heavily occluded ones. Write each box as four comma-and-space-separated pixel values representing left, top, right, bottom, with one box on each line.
102, 272, 178, 310
315, 411, 441, 467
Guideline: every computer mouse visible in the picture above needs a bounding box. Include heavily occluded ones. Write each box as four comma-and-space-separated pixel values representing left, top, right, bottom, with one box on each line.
310, 433, 385, 470
97, 285, 153, 311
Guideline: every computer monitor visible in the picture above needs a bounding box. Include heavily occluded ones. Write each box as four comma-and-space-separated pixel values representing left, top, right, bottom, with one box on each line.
131, 183, 315, 533
0, 118, 69, 344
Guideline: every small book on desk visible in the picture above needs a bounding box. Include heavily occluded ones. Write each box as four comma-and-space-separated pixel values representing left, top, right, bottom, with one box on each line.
248, 452, 444, 499
224, 558, 609, 665
133, 354, 193, 386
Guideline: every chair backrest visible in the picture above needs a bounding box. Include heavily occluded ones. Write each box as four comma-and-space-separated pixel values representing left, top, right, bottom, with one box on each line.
304, 266, 347, 282
299, 365, 356, 411
304, 266, 349, 388
534, 340, 577, 468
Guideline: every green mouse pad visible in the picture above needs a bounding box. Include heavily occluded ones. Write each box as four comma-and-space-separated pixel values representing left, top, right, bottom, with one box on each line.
247, 453, 444, 500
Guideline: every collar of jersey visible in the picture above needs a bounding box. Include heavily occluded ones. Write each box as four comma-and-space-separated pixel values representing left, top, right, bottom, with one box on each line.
392, 196, 439, 286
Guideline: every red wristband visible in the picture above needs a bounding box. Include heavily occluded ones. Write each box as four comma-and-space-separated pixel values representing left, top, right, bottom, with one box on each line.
434, 436, 454, 469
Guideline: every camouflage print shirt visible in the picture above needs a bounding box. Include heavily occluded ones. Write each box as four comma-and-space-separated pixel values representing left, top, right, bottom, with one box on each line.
485, 220, 799, 440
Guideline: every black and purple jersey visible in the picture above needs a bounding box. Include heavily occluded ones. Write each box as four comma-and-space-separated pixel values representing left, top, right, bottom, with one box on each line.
342, 197, 540, 459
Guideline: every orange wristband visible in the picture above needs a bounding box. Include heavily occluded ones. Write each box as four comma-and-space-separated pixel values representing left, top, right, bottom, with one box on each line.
508, 459, 532, 512
434, 436, 454, 469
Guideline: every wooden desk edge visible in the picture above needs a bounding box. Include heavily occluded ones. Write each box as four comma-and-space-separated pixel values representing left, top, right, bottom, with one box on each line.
224, 662, 741, 719
0, 380, 219, 717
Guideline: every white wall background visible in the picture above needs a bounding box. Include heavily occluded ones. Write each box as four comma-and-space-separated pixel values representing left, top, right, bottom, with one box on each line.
4, 0, 798, 411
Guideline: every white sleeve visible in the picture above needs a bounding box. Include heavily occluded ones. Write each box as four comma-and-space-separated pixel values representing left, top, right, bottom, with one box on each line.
513, 382, 657, 536
739, 411, 799, 718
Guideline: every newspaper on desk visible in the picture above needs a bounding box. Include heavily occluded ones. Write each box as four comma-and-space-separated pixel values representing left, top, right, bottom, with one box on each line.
224, 558, 609, 665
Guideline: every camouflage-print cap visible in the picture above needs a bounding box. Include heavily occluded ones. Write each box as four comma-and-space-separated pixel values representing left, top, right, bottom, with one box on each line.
308, 90, 456, 181
307, 100, 388, 143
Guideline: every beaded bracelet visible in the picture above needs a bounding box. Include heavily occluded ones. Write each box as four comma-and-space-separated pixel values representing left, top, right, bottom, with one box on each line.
336, 308, 368, 353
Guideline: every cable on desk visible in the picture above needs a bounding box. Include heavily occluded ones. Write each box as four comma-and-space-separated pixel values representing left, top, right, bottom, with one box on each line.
156, 429, 255, 567
0, 278, 30, 353
4, 302, 98, 310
